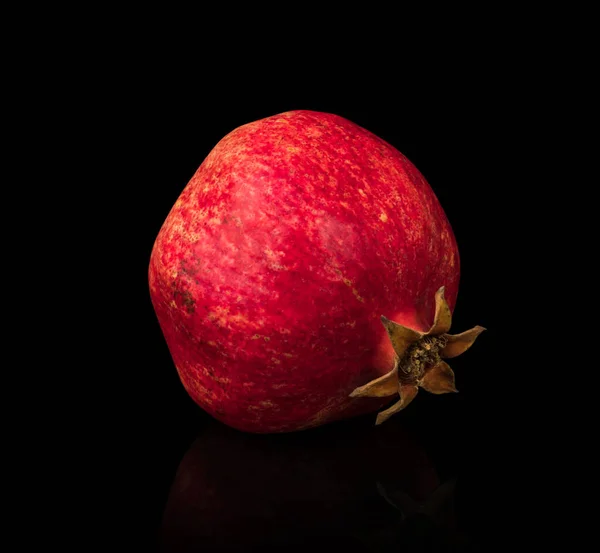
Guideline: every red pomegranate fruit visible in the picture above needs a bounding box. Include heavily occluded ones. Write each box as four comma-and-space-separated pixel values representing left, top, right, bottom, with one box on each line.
148, 110, 484, 433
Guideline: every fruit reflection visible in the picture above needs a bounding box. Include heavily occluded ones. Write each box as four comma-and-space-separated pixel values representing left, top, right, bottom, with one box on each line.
160, 416, 466, 552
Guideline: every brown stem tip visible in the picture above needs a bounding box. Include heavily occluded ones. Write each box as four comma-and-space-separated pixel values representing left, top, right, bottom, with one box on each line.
350, 286, 485, 425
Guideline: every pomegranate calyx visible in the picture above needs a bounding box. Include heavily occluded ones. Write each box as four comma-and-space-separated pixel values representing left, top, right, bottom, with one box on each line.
349, 366, 399, 398
349, 286, 486, 425
420, 360, 458, 394
375, 384, 419, 425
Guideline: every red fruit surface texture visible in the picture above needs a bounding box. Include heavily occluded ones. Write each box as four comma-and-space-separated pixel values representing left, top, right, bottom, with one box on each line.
148, 110, 459, 433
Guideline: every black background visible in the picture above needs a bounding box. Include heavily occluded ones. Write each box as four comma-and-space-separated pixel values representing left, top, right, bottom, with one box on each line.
79, 66, 533, 551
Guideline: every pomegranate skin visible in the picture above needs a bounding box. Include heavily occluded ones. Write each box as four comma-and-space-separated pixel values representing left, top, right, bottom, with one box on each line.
149, 110, 459, 433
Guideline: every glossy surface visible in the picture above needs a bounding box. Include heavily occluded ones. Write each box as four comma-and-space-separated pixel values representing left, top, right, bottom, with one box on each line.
149, 111, 460, 432
159, 415, 475, 553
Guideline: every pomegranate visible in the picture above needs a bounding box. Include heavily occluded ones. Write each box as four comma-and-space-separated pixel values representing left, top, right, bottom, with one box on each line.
148, 110, 484, 433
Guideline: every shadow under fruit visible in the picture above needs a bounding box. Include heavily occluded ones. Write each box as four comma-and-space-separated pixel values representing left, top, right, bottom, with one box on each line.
160, 417, 471, 552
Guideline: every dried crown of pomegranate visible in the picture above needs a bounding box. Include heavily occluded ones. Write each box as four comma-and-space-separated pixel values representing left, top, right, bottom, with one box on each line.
349, 286, 485, 425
